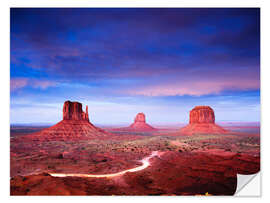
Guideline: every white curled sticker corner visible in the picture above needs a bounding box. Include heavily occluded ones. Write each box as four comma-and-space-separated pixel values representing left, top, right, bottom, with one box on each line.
234, 172, 260, 196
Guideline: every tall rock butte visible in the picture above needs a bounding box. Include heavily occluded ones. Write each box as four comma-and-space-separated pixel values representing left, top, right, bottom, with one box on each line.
128, 113, 157, 131
26, 101, 109, 141
63, 101, 89, 121
180, 106, 227, 135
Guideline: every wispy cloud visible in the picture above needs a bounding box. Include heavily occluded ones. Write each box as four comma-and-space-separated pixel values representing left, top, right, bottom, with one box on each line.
10, 8, 260, 123
10, 78, 28, 91
10, 78, 57, 92
32, 80, 57, 89
125, 78, 260, 96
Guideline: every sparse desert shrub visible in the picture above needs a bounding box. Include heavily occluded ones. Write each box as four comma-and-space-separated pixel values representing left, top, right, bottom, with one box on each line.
47, 165, 55, 169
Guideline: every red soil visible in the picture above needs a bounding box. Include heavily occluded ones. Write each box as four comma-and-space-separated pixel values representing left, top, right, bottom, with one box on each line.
180, 123, 228, 135
10, 150, 260, 195
25, 120, 111, 141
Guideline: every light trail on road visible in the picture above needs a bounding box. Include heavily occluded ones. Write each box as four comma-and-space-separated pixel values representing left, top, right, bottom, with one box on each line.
50, 151, 160, 178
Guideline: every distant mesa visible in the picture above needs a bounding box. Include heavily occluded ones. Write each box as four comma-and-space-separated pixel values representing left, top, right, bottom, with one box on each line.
180, 106, 227, 135
25, 101, 110, 141
128, 113, 157, 132
113, 112, 157, 132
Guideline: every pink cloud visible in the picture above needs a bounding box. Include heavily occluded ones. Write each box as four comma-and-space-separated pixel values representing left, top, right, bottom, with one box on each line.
126, 78, 260, 97
10, 78, 28, 91
32, 80, 57, 89
10, 78, 57, 92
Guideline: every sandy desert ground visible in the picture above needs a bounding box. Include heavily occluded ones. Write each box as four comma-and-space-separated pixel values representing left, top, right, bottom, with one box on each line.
10, 125, 260, 196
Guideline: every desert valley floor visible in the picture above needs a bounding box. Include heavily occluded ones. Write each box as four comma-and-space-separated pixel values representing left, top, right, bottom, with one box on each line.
10, 125, 260, 196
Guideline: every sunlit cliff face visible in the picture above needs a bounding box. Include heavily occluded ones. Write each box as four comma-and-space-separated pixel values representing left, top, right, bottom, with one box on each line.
134, 113, 146, 123
50, 151, 161, 178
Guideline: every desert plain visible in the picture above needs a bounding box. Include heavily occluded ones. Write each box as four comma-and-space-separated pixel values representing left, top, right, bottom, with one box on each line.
10, 102, 260, 196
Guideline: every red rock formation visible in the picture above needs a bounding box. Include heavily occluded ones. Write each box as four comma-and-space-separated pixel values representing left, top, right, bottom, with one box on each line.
128, 113, 157, 131
63, 101, 89, 121
134, 113, 146, 123
25, 101, 110, 141
189, 106, 215, 124
180, 106, 227, 135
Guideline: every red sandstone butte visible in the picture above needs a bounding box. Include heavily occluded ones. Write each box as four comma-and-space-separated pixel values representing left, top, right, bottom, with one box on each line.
63, 101, 89, 121
128, 113, 157, 131
180, 106, 227, 135
26, 101, 109, 141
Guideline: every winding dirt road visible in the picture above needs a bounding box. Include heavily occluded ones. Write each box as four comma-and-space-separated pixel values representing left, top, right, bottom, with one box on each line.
50, 151, 161, 178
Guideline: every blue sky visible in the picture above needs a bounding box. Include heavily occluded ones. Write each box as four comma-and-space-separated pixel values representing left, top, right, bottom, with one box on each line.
10, 8, 260, 125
